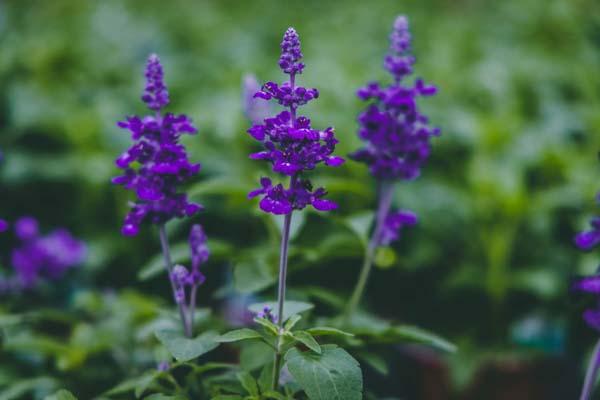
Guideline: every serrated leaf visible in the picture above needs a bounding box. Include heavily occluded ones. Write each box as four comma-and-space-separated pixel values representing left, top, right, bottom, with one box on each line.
293, 331, 321, 354
236, 371, 259, 396
217, 329, 263, 343
44, 389, 77, 400
285, 345, 363, 400
248, 301, 314, 323
284, 314, 302, 331
390, 325, 457, 353
155, 330, 219, 362
307, 327, 354, 338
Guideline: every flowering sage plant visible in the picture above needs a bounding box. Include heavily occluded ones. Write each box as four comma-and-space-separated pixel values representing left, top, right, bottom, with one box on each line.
346, 15, 439, 318
244, 27, 349, 391
112, 54, 206, 337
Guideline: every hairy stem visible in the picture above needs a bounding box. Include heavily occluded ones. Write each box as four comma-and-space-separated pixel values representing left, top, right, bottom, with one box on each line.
344, 182, 395, 323
159, 224, 191, 337
581, 339, 600, 400
271, 211, 293, 390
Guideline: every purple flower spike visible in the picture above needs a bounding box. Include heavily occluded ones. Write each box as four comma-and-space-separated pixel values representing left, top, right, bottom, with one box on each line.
113, 54, 202, 235
247, 28, 344, 215
350, 15, 439, 181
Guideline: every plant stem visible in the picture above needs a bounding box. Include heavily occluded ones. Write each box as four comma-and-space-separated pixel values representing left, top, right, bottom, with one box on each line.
189, 284, 198, 336
344, 181, 395, 323
158, 224, 191, 337
271, 211, 293, 390
581, 338, 600, 400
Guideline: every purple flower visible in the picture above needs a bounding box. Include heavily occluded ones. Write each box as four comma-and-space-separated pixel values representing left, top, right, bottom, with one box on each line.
0, 219, 8, 233
247, 28, 344, 215
350, 15, 439, 181
112, 54, 202, 236
10, 217, 86, 288
379, 210, 418, 246
168, 224, 209, 304
257, 305, 277, 323
575, 216, 600, 250
243, 74, 271, 125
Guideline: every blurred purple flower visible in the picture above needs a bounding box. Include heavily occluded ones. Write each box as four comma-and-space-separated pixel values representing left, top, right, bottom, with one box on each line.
379, 210, 418, 246
112, 54, 202, 236
10, 217, 86, 288
0, 219, 8, 233
169, 224, 209, 304
243, 74, 271, 125
350, 15, 439, 181
246, 28, 344, 215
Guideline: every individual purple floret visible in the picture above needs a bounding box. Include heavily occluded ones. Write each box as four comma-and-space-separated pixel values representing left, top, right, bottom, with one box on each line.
379, 210, 418, 246
243, 74, 272, 125
112, 54, 202, 236
247, 28, 344, 215
350, 15, 439, 181
575, 216, 600, 250
257, 305, 277, 323
10, 217, 86, 288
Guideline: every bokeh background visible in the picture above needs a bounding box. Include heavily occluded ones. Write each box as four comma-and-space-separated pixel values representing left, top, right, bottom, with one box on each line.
1, 0, 600, 398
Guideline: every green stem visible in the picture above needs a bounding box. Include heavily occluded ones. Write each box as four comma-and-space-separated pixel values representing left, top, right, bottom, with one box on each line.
344, 182, 394, 322
159, 224, 191, 337
580, 338, 600, 400
271, 211, 293, 390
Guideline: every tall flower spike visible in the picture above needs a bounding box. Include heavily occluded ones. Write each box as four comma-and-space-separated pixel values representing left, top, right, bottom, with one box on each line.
247, 28, 344, 215
345, 16, 438, 321
112, 54, 202, 236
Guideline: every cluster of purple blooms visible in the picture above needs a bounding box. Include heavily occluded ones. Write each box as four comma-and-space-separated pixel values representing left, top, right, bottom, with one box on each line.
0, 217, 86, 291
351, 16, 439, 246
574, 195, 600, 330
350, 15, 439, 181
112, 54, 202, 236
170, 224, 210, 304
256, 305, 277, 323
247, 28, 344, 215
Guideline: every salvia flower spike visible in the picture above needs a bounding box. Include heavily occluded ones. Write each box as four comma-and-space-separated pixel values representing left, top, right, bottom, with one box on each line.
112, 54, 202, 237
247, 27, 344, 215
113, 54, 204, 337
346, 15, 439, 320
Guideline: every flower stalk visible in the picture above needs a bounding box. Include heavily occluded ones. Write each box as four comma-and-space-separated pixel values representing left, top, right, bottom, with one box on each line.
159, 224, 191, 337
581, 338, 600, 400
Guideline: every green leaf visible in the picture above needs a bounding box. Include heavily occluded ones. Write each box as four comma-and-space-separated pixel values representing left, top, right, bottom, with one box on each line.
253, 317, 279, 336
0, 377, 56, 400
144, 395, 187, 400
248, 301, 314, 323
261, 390, 287, 400
306, 327, 354, 338
292, 331, 321, 354
284, 314, 302, 331
236, 371, 259, 396
285, 345, 363, 400
356, 352, 389, 376
155, 330, 219, 362
217, 329, 263, 343
389, 325, 457, 353
342, 212, 374, 244
234, 260, 277, 294
240, 341, 273, 371
374, 246, 397, 269
44, 389, 77, 400
138, 242, 188, 281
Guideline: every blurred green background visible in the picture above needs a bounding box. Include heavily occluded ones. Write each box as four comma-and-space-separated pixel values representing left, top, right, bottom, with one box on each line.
1, 0, 600, 398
